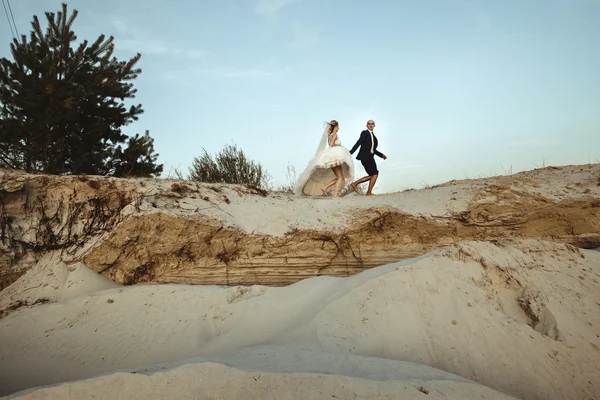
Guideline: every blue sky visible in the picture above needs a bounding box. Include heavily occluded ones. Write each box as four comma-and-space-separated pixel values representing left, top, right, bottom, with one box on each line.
2, 0, 599, 192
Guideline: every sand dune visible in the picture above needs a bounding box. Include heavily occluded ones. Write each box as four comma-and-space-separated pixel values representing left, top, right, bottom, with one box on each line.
1, 164, 599, 289
1, 239, 599, 399
1, 165, 599, 399
0, 253, 119, 317
8, 362, 517, 400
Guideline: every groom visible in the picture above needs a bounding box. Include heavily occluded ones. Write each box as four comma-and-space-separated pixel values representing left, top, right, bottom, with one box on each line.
349, 120, 387, 196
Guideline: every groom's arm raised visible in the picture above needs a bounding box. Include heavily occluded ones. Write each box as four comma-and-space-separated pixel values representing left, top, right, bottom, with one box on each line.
349, 131, 367, 155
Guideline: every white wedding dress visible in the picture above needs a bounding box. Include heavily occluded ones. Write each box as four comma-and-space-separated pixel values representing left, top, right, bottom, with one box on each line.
294, 124, 355, 196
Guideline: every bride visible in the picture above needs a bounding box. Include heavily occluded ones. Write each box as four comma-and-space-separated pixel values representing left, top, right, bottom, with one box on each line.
294, 120, 355, 199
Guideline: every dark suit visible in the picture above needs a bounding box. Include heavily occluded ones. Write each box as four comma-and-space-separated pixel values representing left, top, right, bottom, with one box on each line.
349, 130, 384, 176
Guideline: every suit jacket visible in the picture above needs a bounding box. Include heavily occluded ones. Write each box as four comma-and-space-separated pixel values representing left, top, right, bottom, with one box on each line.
349, 130, 384, 160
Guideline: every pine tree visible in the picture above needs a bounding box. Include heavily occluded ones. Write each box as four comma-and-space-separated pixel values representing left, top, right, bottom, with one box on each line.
111, 131, 163, 177
0, 3, 162, 177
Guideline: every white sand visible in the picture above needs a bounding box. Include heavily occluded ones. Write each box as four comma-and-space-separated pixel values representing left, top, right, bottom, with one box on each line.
8, 362, 516, 400
0, 253, 120, 313
139, 179, 476, 236
1, 239, 599, 400
1, 165, 599, 399
139, 164, 600, 236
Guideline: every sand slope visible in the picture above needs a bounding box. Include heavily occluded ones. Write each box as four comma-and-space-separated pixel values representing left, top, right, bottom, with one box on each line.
1, 239, 599, 399
1, 164, 599, 288
8, 362, 516, 400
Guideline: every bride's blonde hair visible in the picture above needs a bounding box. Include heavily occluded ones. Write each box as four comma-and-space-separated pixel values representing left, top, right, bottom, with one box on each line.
326, 120, 339, 134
